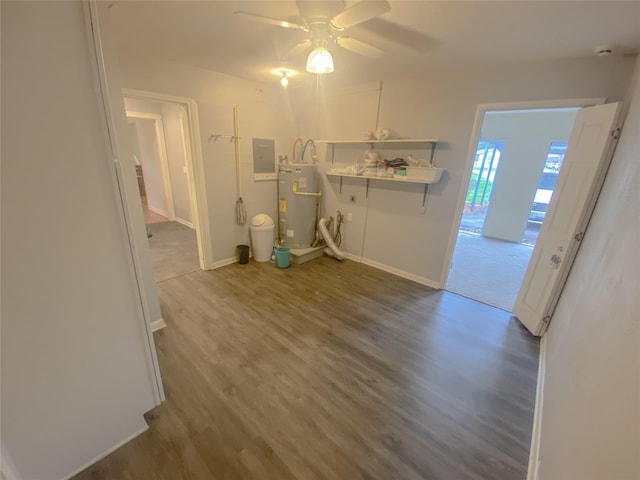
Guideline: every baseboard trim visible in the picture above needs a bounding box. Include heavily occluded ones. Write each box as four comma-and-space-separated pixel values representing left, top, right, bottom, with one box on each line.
61, 425, 148, 480
342, 253, 441, 289
174, 217, 194, 229
208, 256, 239, 270
527, 335, 547, 480
150, 318, 166, 332
148, 205, 168, 218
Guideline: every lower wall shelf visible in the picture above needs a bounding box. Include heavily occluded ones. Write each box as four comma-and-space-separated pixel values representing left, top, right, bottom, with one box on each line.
326, 171, 443, 206
326, 171, 442, 185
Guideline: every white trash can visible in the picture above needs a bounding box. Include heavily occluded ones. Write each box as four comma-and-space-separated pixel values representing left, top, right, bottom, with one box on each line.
249, 214, 275, 262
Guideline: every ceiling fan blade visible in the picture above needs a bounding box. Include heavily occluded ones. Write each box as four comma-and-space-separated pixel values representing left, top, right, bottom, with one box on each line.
336, 36, 383, 58
234, 11, 308, 31
287, 39, 312, 58
331, 0, 390, 29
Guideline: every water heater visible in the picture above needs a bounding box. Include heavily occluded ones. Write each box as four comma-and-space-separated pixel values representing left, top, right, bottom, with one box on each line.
278, 164, 320, 248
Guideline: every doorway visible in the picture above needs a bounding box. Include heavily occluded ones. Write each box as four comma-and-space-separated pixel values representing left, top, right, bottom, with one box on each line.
126, 115, 172, 225
445, 102, 597, 311
125, 94, 203, 283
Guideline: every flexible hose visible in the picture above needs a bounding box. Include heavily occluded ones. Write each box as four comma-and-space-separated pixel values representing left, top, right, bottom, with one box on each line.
318, 217, 345, 260
334, 211, 343, 247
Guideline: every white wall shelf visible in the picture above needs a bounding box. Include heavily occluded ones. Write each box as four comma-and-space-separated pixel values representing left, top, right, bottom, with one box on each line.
326, 172, 439, 185
321, 139, 442, 206
326, 172, 442, 206
316, 138, 438, 145
317, 138, 439, 167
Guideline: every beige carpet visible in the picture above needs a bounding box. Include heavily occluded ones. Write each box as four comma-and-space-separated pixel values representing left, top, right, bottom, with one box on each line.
146, 221, 199, 282
446, 232, 534, 311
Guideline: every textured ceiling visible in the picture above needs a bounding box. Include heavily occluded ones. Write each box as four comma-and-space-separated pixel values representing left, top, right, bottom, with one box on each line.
110, 1, 640, 84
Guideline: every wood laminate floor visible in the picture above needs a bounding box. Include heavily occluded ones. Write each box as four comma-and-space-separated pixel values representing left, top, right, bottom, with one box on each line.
74, 257, 539, 480
146, 221, 199, 283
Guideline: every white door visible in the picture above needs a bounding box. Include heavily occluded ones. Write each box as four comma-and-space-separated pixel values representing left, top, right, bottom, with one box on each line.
513, 102, 623, 336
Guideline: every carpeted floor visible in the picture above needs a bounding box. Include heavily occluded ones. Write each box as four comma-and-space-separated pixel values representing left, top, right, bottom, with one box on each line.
146, 221, 199, 282
446, 232, 533, 311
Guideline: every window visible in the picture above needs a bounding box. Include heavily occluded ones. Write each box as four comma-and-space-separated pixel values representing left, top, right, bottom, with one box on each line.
528, 142, 567, 224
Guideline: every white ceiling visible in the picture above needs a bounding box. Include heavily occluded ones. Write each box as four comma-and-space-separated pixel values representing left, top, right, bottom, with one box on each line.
110, 1, 640, 84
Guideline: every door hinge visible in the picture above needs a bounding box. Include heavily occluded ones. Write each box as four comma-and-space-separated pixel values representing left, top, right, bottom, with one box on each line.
611, 127, 621, 140
574, 231, 585, 242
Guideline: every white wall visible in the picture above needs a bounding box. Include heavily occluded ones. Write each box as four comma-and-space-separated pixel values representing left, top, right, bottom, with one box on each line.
534, 59, 640, 480
161, 102, 192, 225
1, 2, 160, 479
289, 56, 635, 286
127, 122, 142, 164
481, 110, 577, 242
115, 51, 296, 266
133, 117, 169, 216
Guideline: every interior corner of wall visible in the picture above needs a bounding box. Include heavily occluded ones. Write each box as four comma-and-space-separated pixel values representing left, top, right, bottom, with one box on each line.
1, 444, 21, 480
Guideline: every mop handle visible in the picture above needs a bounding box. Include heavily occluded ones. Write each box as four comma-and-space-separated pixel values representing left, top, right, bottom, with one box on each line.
234, 105, 242, 198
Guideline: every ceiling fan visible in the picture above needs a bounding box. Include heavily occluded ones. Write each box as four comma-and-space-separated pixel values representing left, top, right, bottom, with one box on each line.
234, 0, 391, 73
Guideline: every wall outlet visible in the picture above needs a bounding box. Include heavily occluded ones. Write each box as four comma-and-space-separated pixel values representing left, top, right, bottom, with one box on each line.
350, 195, 357, 203
347, 212, 353, 221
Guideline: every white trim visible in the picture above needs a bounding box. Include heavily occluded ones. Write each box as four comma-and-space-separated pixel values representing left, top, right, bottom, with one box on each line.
174, 217, 195, 229
148, 205, 168, 218
439, 97, 607, 288
126, 111, 175, 220
60, 425, 148, 480
150, 318, 167, 332
343, 253, 441, 289
527, 335, 547, 480
85, 1, 164, 404
122, 89, 212, 270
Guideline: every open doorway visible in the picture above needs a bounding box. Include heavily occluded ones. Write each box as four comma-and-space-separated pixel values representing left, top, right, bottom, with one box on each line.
125, 95, 202, 283
446, 107, 578, 311
126, 115, 171, 225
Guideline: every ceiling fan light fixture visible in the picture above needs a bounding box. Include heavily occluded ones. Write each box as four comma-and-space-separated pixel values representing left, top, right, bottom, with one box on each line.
306, 46, 334, 74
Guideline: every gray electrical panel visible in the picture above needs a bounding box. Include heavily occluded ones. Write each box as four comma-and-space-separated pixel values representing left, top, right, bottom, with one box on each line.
252, 138, 276, 180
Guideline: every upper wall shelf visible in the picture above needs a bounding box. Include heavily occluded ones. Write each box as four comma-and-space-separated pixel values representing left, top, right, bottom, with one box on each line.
316, 139, 438, 146
319, 138, 442, 207
317, 138, 440, 168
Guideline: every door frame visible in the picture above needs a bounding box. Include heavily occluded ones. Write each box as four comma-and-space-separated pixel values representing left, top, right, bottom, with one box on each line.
439, 98, 606, 289
85, 0, 164, 404
126, 111, 176, 220
123, 88, 212, 270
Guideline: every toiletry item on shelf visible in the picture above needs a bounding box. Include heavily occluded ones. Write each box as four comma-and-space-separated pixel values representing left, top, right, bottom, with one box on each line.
374, 128, 390, 140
